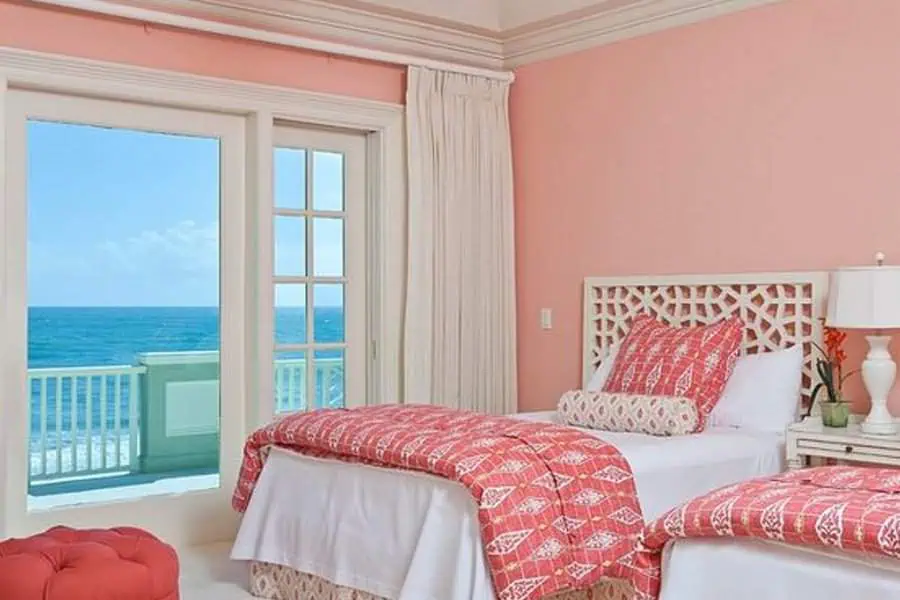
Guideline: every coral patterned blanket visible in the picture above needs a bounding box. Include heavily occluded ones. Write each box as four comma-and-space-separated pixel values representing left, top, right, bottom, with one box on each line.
631, 466, 900, 599
233, 405, 643, 600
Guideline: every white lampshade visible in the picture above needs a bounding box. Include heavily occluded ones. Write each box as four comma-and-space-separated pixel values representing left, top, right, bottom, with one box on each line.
827, 265, 900, 330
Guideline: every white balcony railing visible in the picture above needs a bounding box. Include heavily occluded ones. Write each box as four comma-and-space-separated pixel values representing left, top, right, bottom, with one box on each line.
273, 357, 344, 413
28, 365, 144, 485
28, 356, 345, 486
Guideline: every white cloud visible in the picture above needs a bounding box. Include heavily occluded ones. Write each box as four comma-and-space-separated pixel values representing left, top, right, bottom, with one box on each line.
29, 221, 220, 306
99, 220, 219, 273
30, 218, 346, 306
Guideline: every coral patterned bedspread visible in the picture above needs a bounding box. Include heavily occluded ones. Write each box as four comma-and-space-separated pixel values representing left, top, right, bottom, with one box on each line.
233, 405, 643, 600
631, 466, 900, 599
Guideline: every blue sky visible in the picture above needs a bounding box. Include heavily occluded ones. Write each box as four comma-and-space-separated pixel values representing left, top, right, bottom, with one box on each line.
27, 121, 343, 307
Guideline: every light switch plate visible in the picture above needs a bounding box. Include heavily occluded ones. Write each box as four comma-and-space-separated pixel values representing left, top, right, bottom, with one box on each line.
540, 308, 552, 330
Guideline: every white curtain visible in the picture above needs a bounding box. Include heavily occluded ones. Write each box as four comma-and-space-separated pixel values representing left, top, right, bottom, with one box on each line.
403, 66, 517, 415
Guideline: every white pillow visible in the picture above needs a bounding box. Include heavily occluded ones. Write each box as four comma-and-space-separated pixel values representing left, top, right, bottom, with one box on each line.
708, 345, 803, 433
586, 344, 620, 391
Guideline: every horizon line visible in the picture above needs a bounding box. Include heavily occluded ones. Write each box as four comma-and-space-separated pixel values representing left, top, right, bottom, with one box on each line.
28, 305, 344, 309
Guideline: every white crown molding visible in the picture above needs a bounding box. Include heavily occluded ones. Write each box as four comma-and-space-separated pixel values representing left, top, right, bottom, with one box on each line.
106, 0, 505, 69
31, 0, 789, 73
503, 0, 787, 68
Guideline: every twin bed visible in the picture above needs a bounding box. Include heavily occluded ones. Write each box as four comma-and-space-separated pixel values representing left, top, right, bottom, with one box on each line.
232, 413, 785, 600
230, 271, 900, 600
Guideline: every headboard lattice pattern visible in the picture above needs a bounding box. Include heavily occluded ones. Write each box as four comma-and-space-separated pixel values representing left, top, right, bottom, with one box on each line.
583, 273, 828, 410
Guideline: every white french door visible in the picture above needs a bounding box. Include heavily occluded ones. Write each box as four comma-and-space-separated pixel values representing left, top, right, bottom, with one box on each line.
270, 125, 367, 414
2, 89, 246, 545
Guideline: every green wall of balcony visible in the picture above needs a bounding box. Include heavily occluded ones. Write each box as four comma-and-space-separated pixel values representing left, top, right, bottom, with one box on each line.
138, 351, 220, 474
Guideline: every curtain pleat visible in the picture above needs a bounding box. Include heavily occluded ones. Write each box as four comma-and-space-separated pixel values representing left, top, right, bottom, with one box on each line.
403, 66, 517, 415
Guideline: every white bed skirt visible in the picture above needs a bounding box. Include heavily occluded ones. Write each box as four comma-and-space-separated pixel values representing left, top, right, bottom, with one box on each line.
248, 562, 634, 600
660, 538, 900, 600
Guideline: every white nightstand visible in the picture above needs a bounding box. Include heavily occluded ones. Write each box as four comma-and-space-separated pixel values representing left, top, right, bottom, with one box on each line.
786, 416, 900, 470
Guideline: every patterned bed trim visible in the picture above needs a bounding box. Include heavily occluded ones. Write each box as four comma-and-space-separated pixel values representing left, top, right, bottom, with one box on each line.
249, 562, 634, 600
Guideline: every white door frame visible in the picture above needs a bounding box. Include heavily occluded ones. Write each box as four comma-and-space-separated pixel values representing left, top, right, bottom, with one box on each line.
0, 47, 406, 546
4, 88, 247, 546
271, 125, 368, 411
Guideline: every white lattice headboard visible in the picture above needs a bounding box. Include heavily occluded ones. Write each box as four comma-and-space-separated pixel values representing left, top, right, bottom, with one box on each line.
582, 272, 829, 411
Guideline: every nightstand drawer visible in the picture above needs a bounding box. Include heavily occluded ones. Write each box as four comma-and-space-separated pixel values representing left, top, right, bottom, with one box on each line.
797, 438, 900, 461
786, 417, 900, 470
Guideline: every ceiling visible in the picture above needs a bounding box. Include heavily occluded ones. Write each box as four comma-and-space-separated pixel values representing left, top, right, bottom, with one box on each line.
105, 0, 784, 68
312, 0, 617, 32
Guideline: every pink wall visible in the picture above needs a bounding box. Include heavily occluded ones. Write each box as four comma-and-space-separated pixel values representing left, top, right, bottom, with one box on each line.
511, 0, 900, 413
0, 1, 405, 104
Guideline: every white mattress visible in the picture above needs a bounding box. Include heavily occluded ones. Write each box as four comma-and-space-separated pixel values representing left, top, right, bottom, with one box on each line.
231, 411, 784, 600
660, 538, 900, 600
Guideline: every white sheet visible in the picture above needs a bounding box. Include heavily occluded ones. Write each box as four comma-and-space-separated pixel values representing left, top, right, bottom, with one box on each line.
231, 411, 784, 600
660, 538, 900, 600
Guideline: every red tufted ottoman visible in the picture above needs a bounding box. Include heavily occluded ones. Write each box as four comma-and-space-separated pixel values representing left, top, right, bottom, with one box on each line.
0, 526, 179, 600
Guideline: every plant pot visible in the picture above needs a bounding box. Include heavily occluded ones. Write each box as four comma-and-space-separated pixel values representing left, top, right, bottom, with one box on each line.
821, 401, 851, 428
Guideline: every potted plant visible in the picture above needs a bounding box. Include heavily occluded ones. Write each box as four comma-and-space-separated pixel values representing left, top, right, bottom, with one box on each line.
811, 326, 857, 428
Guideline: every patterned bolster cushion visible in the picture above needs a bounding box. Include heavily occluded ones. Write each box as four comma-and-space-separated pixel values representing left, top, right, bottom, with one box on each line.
557, 390, 699, 437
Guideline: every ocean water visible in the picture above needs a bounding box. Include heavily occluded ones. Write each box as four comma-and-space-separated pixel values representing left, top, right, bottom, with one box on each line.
28, 306, 344, 436
29, 306, 344, 367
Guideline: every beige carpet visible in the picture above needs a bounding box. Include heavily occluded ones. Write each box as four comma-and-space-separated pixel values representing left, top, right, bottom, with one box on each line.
179, 542, 255, 600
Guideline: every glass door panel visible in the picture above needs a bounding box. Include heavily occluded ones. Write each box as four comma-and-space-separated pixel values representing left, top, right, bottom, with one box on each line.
272, 126, 366, 413
26, 120, 222, 510
4, 89, 245, 545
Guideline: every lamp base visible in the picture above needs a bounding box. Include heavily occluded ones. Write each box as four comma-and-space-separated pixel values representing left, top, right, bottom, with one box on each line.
861, 335, 898, 436
861, 418, 898, 436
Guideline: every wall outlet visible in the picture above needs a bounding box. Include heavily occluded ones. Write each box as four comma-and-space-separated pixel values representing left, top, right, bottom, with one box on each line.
540, 308, 552, 330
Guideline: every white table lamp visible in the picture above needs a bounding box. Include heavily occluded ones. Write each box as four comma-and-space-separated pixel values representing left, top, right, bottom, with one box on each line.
827, 253, 900, 435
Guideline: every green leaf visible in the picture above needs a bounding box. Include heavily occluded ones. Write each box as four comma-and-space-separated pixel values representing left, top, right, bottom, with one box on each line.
840, 369, 860, 384
816, 359, 834, 386
811, 382, 826, 402
811, 341, 829, 359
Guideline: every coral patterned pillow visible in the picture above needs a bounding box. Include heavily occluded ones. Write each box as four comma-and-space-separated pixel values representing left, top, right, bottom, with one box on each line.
602, 315, 743, 431
558, 390, 699, 436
